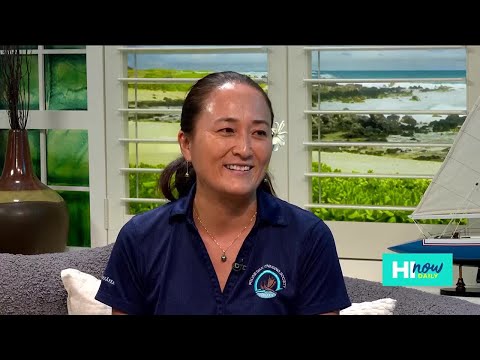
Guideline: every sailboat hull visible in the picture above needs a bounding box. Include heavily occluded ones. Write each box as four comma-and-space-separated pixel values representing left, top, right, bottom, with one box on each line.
388, 239, 480, 266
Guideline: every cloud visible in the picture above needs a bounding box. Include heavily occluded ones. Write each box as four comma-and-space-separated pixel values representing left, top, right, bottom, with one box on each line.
315, 49, 466, 71
127, 47, 466, 72
129, 53, 267, 71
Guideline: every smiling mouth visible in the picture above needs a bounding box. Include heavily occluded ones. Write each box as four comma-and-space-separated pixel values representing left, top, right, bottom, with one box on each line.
224, 164, 253, 172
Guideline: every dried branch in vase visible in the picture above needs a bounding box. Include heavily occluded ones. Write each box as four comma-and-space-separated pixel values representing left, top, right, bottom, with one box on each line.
0, 45, 31, 129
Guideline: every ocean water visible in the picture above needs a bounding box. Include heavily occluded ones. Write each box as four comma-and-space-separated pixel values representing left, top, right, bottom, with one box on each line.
128, 51, 466, 80
312, 70, 466, 79
128, 52, 466, 81
128, 54, 467, 123
240, 70, 466, 81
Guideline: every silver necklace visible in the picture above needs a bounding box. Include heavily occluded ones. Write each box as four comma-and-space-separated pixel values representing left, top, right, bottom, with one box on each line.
193, 207, 257, 263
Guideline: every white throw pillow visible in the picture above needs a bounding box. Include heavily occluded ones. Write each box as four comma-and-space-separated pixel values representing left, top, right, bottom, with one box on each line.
60, 268, 112, 315
340, 298, 396, 315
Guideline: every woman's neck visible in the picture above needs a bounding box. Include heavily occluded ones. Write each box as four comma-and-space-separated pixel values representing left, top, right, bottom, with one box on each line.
193, 185, 257, 235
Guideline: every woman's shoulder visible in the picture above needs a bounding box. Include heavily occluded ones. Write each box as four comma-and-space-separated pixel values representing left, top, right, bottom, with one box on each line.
265, 192, 325, 226
122, 201, 178, 237
115, 200, 185, 251
131, 201, 174, 222
261, 195, 334, 253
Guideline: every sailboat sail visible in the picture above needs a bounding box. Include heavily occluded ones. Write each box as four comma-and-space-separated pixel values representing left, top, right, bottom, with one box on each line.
389, 96, 480, 259
410, 96, 480, 221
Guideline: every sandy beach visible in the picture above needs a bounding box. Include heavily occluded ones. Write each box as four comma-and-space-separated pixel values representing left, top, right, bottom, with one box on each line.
319, 82, 466, 124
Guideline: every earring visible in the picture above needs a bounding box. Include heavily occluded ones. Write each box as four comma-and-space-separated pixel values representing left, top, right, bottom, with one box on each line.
263, 177, 268, 183
185, 161, 190, 178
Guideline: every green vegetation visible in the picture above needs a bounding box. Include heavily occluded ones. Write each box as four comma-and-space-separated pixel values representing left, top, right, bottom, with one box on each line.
127, 69, 209, 110
314, 83, 453, 105
312, 113, 465, 143
124, 69, 458, 224
127, 69, 267, 110
312, 162, 425, 223
314, 83, 412, 104
127, 68, 210, 92
128, 163, 165, 214
311, 83, 463, 144
126, 161, 446, 224
311, 162, 450, 224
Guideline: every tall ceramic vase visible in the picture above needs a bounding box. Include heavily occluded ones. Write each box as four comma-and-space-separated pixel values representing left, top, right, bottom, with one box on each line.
0, 129, 69, 254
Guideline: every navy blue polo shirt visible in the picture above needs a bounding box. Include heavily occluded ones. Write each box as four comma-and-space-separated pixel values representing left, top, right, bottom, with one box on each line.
95, 185, 351, 315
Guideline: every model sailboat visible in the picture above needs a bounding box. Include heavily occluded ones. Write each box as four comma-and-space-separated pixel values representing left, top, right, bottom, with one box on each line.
389, 95, 480, 266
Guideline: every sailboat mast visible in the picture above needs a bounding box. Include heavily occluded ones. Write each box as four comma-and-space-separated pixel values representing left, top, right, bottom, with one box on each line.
451, 181, 480, 235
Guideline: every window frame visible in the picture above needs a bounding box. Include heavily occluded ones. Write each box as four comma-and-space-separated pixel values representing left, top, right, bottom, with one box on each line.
0, 46, 107, 247
103, 46, 480, 264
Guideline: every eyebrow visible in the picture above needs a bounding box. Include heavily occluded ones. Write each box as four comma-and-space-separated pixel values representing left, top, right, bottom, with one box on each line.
215, 117, 270, 127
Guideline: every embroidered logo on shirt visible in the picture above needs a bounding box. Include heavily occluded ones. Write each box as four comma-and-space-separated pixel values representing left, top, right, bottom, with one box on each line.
249, 264, 286, 299
101, 275, 115, 285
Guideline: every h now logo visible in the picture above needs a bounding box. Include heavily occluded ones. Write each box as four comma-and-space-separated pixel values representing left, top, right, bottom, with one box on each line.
392, 260, 415, 279
382, 253, 453, 286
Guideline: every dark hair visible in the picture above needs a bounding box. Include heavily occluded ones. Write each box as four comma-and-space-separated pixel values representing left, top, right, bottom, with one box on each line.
159, 71, 276, 201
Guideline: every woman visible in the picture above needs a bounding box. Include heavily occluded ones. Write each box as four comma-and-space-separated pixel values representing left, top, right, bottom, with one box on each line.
95, 71, 351, 314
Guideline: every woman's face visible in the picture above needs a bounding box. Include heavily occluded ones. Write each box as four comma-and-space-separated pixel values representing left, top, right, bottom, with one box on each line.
179, 82, 272, 199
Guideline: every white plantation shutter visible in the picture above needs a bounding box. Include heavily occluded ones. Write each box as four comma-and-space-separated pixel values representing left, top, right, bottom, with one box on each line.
104, 46, 288, 243
102, 45, 480, 269
293, 46, 468, 213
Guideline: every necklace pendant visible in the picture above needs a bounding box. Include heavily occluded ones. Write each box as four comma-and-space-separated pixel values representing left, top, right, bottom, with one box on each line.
221, 252, 227, 262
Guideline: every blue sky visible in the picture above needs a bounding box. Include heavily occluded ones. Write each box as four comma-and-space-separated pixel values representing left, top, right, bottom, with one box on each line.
128, 48, 466, 71
316, 49, 466, 71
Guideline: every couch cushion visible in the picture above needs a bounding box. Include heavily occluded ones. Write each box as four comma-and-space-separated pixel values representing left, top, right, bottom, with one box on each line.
340, 297, 396, 315
0, 244, 113, 315
3, 243, 480, 315
61, 268, 112, 315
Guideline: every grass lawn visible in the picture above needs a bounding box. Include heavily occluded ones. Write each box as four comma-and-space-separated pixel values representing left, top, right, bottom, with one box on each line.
315, 152, 441, 175
128, 121, 442, 174
128, 121, 181, 165
128, 88, 186, 102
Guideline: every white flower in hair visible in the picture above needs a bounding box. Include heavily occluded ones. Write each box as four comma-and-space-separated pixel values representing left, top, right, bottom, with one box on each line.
272, 120, 287, 152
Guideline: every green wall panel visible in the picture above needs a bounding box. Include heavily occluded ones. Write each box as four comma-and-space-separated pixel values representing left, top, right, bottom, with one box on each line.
58, 190, 91, 247
47, 129, 89, 186
45, 54, 87, 110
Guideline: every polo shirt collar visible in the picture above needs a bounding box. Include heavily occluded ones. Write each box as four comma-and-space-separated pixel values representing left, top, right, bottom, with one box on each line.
169, 183, 287, 226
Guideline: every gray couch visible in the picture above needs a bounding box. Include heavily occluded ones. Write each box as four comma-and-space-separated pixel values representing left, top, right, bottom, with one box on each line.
1, 243, 480, 315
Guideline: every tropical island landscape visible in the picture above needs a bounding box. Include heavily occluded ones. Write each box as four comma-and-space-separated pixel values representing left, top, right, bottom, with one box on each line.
127, 68, 465, 224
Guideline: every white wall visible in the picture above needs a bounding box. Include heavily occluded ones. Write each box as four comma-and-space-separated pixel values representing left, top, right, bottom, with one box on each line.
331, 220, 480, 287
329, 221, 421, 281
326, 46, 480, 287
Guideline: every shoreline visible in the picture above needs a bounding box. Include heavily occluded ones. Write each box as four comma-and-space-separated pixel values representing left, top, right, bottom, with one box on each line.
319, 86, 466, 124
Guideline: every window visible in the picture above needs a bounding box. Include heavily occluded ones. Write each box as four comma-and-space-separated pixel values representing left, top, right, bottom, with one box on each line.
100, 46, 480, 258
304, 46, 467, 224
104, 46, 278, 242
0, 46, 106, 247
